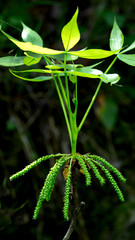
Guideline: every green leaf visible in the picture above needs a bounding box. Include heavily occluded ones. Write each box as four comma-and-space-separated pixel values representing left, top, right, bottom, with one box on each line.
48, 53, 78, 61
9, 69, 53, 82
118, 54, 135, 66
110, 19, 124, 51
77, 66, 103, 75
23, 55, 41, 66
68, 49, 117, 59
100, 73, 120, 84
45, 63, 82, 70
0, 29, 64, 55
21, 22, 43, 47
121, 41, 135, 54
69, 74, 77, 83
67, 70, 102, 79
61, 7, 80, 51
0, 56, 25, 67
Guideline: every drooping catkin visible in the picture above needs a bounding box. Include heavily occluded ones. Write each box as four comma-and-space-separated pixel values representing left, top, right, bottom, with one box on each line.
10, 153, 63, 181
33, 155, 68, 219
63, 158, 72, 221
89, 155, 126, 183
93, 160, 125, 202
76, 155, 91, 186
85, 157, 105, 185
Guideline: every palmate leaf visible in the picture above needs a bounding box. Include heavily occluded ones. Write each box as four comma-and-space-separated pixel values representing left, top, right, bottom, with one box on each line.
110, 19, 124, 51
61, 7, 80, 51
118, 54, 135, 66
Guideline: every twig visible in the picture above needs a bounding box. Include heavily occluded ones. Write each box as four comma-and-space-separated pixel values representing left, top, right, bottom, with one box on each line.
63, 201, 85, 240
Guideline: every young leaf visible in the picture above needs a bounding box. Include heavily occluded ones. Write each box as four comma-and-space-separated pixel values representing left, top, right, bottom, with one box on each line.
100, 73, 120, 84
68, 49, 118, 59
121, 41, 135, 54
21, 22, 43, 47
9, 69, 52, 82
118, 54, 135, 66
110, 19, 124, 51
61, 7, 80, 51
0, 56, 25, 67
23, 55, 41, 66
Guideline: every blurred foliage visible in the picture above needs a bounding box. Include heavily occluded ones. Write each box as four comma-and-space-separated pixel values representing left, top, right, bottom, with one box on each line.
0, 0, 135, 239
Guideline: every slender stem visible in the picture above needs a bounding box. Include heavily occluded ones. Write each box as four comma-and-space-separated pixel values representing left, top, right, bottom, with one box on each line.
57, 74, 68, 107
78, 80, 102, 132
63, 202, 85, 240
78, 55, 118, 133
53, 76, 72, 144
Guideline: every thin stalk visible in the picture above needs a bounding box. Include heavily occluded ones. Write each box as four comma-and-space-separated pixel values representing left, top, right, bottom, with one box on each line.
78, 55, 118, 133
78, 80, 102, 132
57, 74, 68, 107
53, 76, 72, 145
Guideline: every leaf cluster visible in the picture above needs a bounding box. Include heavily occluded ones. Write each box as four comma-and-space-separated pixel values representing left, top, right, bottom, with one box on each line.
0, 8, 134, 85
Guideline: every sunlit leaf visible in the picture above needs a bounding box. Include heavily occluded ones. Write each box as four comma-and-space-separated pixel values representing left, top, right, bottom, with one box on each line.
1, 29, 64, 55
118, 53, 135, 66
67, 70, 101, 79
61, 7, 80, 51
110, 19, 124, 51
121, 41, 135, 53
100, 73, 120, 84
68, 49, 117, 59
0, 56, 25, 67
9, 69, 53, 82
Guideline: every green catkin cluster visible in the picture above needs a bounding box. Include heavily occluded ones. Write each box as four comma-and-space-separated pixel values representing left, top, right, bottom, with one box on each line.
76, 155, 91, 186
93, 160, 125, 202
89, 155, 126, 183
10, 153, 63, 181
33, 155, 68, 219
84, 157, 105, 186
10, 152, 126, 221
63, 159, 72, 221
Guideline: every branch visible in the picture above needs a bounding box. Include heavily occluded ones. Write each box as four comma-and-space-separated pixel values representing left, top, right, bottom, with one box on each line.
63, 201, 85, 240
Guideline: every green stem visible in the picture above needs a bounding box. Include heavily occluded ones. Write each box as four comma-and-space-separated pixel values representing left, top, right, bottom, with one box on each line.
78, 80, 102, 132
53, 76, 72, 145
78, 55, 118, 133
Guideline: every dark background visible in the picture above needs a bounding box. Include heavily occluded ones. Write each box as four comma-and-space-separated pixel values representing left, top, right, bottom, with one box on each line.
0, 0, 135, 239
